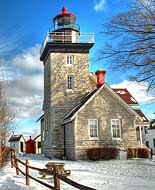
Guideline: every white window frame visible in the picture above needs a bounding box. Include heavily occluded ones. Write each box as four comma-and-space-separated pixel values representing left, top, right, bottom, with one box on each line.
111, 119, 121, 139
88, 119, 99, 139
66, 55, 74, 65
67, 75, 74, 90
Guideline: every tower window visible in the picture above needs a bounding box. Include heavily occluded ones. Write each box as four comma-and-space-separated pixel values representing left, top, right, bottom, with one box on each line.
67, 75, 74, 90
67, 55, 74, 65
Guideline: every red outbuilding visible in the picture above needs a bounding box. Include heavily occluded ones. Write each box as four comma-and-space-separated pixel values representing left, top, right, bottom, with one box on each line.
26, 136, 36, 154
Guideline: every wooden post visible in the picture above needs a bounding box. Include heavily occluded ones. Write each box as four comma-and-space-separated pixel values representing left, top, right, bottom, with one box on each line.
14, 153, 19, 175
0, 144, 1, 169
0, 156, 2, 169
26, 159, 30, 186
54, 165, 60, 190
11, 150, 13, 168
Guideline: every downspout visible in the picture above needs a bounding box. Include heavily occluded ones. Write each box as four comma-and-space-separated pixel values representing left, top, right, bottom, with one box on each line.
63, 124, 66, 159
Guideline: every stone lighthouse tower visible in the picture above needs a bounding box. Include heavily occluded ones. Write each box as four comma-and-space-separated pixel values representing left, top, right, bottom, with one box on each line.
40, 7, 94, 158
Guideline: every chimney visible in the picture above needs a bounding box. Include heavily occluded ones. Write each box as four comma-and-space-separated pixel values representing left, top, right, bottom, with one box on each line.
95, 70, 106, 88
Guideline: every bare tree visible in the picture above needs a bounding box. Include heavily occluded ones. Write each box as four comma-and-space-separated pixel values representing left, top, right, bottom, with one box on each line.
0, 80, 14, 151
98, 0, 155, 93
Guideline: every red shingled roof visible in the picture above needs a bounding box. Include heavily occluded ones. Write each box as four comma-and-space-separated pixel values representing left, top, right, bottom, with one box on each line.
134, 109, 149, 122
112, 88, 138, 105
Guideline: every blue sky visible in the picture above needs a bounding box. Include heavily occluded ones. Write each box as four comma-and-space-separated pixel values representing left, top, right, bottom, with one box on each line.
0, 0, 154, 138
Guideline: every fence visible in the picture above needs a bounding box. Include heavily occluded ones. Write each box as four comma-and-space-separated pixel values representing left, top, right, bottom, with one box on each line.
0, 146, 9, 169
40, 32, 94, 55
10, 149, 96, 190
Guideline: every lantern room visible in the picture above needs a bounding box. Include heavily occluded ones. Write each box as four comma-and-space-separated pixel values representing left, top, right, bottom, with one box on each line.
40, 6, 94, 61
53, 6, 79, 32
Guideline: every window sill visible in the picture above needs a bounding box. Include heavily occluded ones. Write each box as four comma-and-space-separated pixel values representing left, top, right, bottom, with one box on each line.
65, 89, 74, 95
66, 89, 74, 94
66, 89, 74, 91
66, 64, 73, 66
89, 137, 99, 141
112, 138, 122, 141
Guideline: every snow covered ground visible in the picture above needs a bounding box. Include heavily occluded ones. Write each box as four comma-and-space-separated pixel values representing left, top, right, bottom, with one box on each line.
1, 154, 155, 190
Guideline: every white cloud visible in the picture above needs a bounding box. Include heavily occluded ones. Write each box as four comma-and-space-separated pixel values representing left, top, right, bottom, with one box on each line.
12, 44, 42, 71
94, 0, 106, 11
6, 75, 44, 121
111, 80, 155, 104
7, 74, 43, 96
0, 59, 18, 80
14, 128, 40, 140
1, 45, 44, 123
0, 45, 43, 80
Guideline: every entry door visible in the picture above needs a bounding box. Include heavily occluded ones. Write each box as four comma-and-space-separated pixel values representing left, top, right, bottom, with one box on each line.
20, 142, 24, 152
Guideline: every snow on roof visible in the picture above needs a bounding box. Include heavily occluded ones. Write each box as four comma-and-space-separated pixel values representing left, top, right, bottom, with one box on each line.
116, 90, 126, 95
134, 109, 149, 122
131, 97, 137, 103
8, 134, 24, 142
142, 117, 147, 121
112, 88, 138, 105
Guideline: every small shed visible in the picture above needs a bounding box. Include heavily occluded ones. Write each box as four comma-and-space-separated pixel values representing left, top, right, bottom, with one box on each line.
8, 134, 25, 154
26, 136, 36, 154
34, 134, 41, 154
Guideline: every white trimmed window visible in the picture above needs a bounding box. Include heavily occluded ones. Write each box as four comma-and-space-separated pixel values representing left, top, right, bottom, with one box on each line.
111, 119, 121, 139
88, 119, 98, 139
67, 55, 74, 65
67, 75, 74, 90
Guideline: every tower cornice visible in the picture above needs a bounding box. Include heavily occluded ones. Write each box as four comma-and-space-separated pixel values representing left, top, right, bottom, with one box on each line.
40, 42, 94, 62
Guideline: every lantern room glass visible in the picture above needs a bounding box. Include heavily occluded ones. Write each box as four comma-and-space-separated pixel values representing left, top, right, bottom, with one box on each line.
54, 15, 79, 31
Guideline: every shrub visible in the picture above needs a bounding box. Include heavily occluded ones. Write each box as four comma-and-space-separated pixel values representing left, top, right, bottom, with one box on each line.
86, 147, 102, 161
127, 148, 138, 159
127, 147, 150, 159
101, 147, 119, 160
0, 147, 9, 168
138, 148, 150, 158
86, 147, 119, 161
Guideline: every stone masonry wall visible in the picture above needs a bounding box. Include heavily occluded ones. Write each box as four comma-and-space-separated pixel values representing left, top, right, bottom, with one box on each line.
65, 120, 76, 160
43, 52, 91, 158
73, 87, 138, 160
